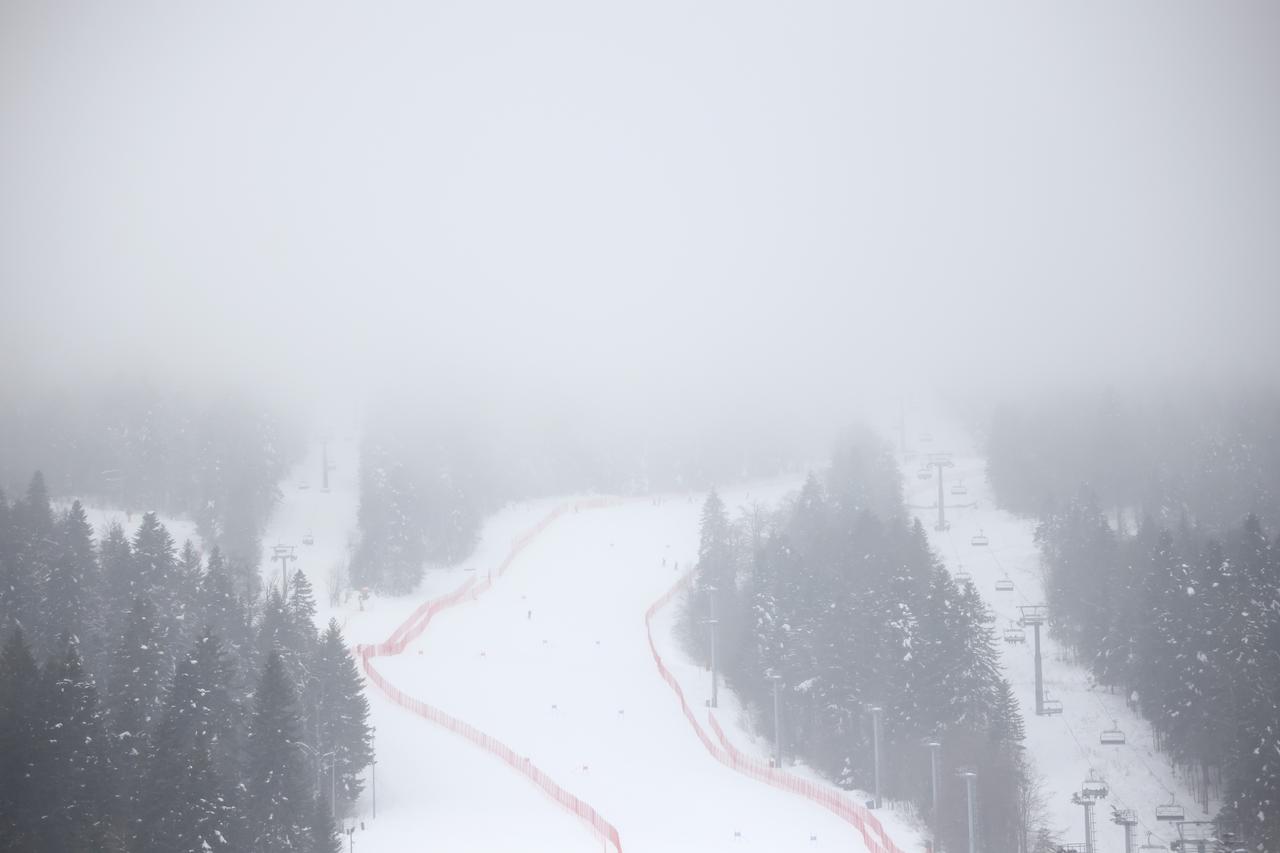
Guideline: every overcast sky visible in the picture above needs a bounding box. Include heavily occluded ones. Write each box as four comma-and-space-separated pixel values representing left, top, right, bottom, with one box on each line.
2, 1, 1277, 428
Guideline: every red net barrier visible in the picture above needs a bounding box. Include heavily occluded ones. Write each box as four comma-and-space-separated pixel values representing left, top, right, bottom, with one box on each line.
644, 571, 913, 853
356, 500, 624, 853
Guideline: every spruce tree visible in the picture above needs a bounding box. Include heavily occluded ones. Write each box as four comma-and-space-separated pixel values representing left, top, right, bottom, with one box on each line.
44, 501, 98, 646
247, 650, 314, 852
0, 628, 40, 848
311, 794, 343, 853
31, 639, 111, 852
313, 619, 372, 806
139, 633, 241, 853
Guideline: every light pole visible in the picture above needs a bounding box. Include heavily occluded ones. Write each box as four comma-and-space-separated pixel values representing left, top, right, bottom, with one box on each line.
371, 725, 377, 819
295, 742, 336, 813
958, 767, 978, 853
703, 583, 719, 709
866, 704, 883, 809
927, 740, 941, 850
767, 671, 783, 768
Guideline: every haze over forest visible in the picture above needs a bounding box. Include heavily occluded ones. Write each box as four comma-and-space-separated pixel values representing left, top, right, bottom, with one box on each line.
3, 1, 1277, 439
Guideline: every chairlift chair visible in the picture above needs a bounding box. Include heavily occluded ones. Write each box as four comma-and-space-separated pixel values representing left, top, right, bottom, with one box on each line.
995, 577, 1014, 592
1138, 834, 1169, 852
302, 530, 315, 546
917, 467, 933, 480
951, 482, 968, 496
954, 564, 972, 582
1042, 696, 1063, 715
1155, 803, 1186, 822
1003, 625, 1026, 644
919, 432, 933, 443
1081, 777, 1109, 799
971, 531, 990, 546
1100, 721, 1126, 746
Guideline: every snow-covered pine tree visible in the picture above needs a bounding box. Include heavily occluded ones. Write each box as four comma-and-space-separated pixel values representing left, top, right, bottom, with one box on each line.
311, 619, 373, 807
247, 650, 314, 852
43, 500, 98, 649
30, 638, 111, 852
0, 628, 40, 848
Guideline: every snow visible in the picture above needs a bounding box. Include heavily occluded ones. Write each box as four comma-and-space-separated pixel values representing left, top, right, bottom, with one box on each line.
264, 439, 909, 852
104, 415, 1208, 852
900, 419, 1209, 853
69, 503, 202, 554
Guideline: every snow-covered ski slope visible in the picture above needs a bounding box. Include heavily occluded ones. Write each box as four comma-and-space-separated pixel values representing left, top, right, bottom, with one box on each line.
356, 484, 908, 853
902, 421, 1209, 852
262, 436, 925, 852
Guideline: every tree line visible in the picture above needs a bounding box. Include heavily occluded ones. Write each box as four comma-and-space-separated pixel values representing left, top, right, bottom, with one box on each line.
1038, 492, 1280, 851
985, 389, 1280, 533
0, 473, 371, 852
0, 386, 303, 571
680, 431, 1049, 853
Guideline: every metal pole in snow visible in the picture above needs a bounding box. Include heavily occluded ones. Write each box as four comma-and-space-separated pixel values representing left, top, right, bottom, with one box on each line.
937, 461, 946, 530
928, 740, 941, 849
869, 705, 883, 809
963, 770, 978, 853
1033, 623, 1044, 716
768, 672, 783, 767
705, 585, 719, 709
371, 726, 377, 819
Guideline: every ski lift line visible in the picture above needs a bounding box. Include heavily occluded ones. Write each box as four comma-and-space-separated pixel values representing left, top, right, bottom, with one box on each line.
1071, 685, 1179, 839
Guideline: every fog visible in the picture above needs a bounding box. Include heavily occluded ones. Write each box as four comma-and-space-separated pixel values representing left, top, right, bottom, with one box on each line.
3, 1, 1278, 432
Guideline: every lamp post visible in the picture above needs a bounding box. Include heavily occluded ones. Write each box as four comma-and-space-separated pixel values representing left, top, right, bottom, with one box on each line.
766, 671, 783, 768
703, 584, 719, 708
295, 742, 336, 813
865, 704, 883, 808
958, 767, 978, 853
927, 740, 942, 850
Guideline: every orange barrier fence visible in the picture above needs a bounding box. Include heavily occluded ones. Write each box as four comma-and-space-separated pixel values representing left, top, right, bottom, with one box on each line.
356, 499, 625, 853
644, 570, 911, 853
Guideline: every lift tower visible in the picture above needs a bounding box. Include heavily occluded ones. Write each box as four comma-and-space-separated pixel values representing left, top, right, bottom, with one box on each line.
925, 453, 955, 531
1019, 605, 1049, 715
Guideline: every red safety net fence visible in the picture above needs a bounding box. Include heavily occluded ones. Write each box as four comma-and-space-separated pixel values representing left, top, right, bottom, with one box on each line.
356, 499, 625, 853
644, 570, 912, 853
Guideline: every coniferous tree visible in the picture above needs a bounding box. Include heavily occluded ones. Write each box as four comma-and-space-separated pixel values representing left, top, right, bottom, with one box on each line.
247, 650, 314, 852
311, 794, 343, 853
0, 628, 40, 848
196, 546, 254, 665
312, 619, 372, 806
139, 632, 241, 853
31, 639, 111, 853
44, 501, 98, 647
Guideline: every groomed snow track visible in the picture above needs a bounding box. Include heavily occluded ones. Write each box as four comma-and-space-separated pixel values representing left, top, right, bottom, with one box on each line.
356, 499, 626, 853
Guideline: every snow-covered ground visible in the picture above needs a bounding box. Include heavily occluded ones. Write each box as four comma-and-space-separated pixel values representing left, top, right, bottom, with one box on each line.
69, 504, 203, 555
262, 437, 920, 852
900, 419, 1207, 853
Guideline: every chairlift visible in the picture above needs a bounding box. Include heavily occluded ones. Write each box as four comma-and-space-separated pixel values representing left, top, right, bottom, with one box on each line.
919, 432, 933, 443
1138, 834, 1169, 852
971, 531, 989, 546
1042, 696, 1063, 715
298, 482, 310, 491
1100, 721, 1126, 746
1155, 802, 1185, 822
954, 564, 972, 582
1081, 776, 1109, 799
302, 530, 315, 546
916, 467, 933, 480
995, 577, 1014, 592
951, 482, 968, 496
1003, 625, 1026, 644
